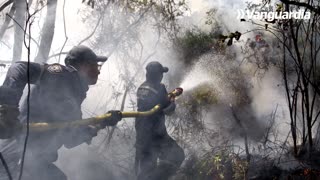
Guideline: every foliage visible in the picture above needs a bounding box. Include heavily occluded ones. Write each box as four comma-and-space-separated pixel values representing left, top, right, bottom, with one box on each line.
174, 27, 230, 65
169, 83, 218, 139
169, 84, 217, 141
177, 29, 215, 61
83, 0, 189, 32
279, 2, 320, 156
187, 83, 218, 107
179, 146, 249, 180
175, 9, 242, 65
234, 0, 320, 157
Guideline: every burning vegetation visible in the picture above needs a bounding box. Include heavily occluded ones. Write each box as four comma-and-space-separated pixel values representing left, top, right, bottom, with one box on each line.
1, 0, 320, 179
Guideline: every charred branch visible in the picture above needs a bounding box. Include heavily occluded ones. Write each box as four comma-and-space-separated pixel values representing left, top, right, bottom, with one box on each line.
0, 2, 15, 41
12, 0, 26, 61
0, 0, 13, 12
34, 0, 57, 63
279, 0, 320, 15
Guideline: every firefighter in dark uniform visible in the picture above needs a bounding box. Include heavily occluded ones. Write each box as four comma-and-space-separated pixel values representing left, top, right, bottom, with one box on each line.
0, 45, 122, 180
135, 61, 185, 180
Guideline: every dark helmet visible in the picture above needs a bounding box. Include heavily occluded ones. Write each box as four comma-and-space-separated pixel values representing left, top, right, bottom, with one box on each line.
145, 61, 168, 74
65, 45, 108, 66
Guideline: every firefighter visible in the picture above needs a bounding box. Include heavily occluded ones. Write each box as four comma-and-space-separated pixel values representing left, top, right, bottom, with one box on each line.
135, 61, 185, 180
0, 45, 122, 180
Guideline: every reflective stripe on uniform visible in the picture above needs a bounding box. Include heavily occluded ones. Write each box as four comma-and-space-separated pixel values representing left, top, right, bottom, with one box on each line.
139, 86, 159, 95
137, 85, 159, 101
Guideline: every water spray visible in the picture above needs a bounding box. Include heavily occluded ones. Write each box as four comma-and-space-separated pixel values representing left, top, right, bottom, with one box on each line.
178, 61, 213, 91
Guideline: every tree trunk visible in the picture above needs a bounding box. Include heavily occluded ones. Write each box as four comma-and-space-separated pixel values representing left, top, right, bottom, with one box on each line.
34, 0, 58, 63
12, 0, 26, 62
0, 0, 13, 12
0, 2, 15, 41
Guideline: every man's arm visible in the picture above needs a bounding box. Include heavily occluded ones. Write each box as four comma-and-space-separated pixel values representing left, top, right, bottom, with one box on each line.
161, 85, 176, 115
0, 61, 41, 138
2, 61, 42, 106
0, 86, 20, 138
137, 84, 176, 114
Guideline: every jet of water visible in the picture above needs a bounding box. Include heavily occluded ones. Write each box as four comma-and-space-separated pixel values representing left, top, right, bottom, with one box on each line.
179, 65, 212, 91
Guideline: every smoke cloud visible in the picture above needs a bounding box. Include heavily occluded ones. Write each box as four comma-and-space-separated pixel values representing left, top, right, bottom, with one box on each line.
0, 0, 294, 179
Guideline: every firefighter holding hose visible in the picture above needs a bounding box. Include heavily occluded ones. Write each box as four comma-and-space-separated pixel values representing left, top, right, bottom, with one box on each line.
135, 61, 185, 180
0, 45, 122, 180
0, 55, 185, 179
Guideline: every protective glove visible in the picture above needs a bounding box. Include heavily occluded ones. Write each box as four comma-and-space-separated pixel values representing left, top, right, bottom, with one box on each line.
163, 102, 176, 115
0, 104, 20, 138
100, 110, 122, 127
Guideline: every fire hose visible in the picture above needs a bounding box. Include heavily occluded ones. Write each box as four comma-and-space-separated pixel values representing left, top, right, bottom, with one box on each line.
20, 87, 183, 133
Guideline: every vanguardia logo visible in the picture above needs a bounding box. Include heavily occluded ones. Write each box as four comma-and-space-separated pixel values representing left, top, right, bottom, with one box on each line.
237, 10, 311, 21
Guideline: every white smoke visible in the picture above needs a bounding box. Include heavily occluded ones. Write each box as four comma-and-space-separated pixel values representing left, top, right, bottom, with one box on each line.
0, 0, 293, 179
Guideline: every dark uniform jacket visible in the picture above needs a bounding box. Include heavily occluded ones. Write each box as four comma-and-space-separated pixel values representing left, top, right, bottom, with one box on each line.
135, 81, 172, 148
2, 61, 90, 162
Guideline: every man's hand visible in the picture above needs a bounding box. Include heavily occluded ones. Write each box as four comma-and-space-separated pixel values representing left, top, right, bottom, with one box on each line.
0, 104, 20, 138
101, 110, 122, 127
163, 102, 176, 115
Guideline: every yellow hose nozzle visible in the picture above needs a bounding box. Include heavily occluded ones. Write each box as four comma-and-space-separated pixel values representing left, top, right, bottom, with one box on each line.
168, 87, 183, 101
